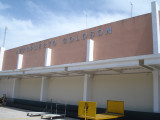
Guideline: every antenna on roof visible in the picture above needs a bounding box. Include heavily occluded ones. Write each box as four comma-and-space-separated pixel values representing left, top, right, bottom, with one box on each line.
86, 12, 87, 29
83, 10, 87, 29
2, 26, 8, 47
130, 2, 133, 17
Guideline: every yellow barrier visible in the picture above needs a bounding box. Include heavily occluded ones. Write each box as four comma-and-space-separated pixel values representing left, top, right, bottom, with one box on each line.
106, 100, 124, 115
78, 100, 124, 120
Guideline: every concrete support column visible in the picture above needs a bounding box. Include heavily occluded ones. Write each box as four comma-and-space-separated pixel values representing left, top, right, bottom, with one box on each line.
40, 76, 48, 102
152, 70, 160, 113
12, 79, 20, 99
83, 39, 94, 101
17, 54, 23, 69
45, 48, 52, 66
83, 74, 93, 101
0, 47, 5, 71
151, 1, 160, 54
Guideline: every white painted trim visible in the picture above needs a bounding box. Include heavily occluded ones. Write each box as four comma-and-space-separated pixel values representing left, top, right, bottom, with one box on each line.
17, 54, 23, 69
45, 48, 52, 66
40, 76, 48, 102
152, 70, 160, 113
86, 39, 94, 62
151, 1, 160, 54
0, 47, 5, 71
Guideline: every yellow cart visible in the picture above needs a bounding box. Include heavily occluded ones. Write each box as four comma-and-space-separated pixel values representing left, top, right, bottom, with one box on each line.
78, 100, 124, 120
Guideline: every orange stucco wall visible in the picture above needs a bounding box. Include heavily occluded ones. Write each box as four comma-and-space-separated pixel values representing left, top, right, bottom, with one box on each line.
94, 13, 153, 60
50, 33, 87, 65
2, 13, 154, 71
22, 46, 46, 69
3, 49, 18, 70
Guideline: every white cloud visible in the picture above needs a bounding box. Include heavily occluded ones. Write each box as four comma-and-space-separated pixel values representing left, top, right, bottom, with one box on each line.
102, 0, 160, 16
0, 2, 10, 10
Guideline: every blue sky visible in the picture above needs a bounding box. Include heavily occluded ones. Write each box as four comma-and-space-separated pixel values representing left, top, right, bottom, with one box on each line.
0, 0, 160, 50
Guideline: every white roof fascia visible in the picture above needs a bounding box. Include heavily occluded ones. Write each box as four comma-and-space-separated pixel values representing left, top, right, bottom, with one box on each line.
25, 67, 65, 75
68, 60, 139, 71
144, 57, 160, 65
0, 54, 160, 77
0, 70, 23, 76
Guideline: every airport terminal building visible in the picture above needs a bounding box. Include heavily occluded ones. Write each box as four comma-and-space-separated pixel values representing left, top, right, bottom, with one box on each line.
0, 1, 160, 115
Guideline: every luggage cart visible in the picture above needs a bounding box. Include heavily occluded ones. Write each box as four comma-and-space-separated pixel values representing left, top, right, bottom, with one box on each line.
27, 101, 49, 117
41, 103, 66, 120
27, 112, 48, 117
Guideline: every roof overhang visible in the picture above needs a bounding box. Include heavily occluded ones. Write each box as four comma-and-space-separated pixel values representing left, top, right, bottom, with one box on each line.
0, 54, 160, 79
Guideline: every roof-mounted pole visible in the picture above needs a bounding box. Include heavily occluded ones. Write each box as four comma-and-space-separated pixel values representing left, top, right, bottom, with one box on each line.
2, 26, 8, 47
